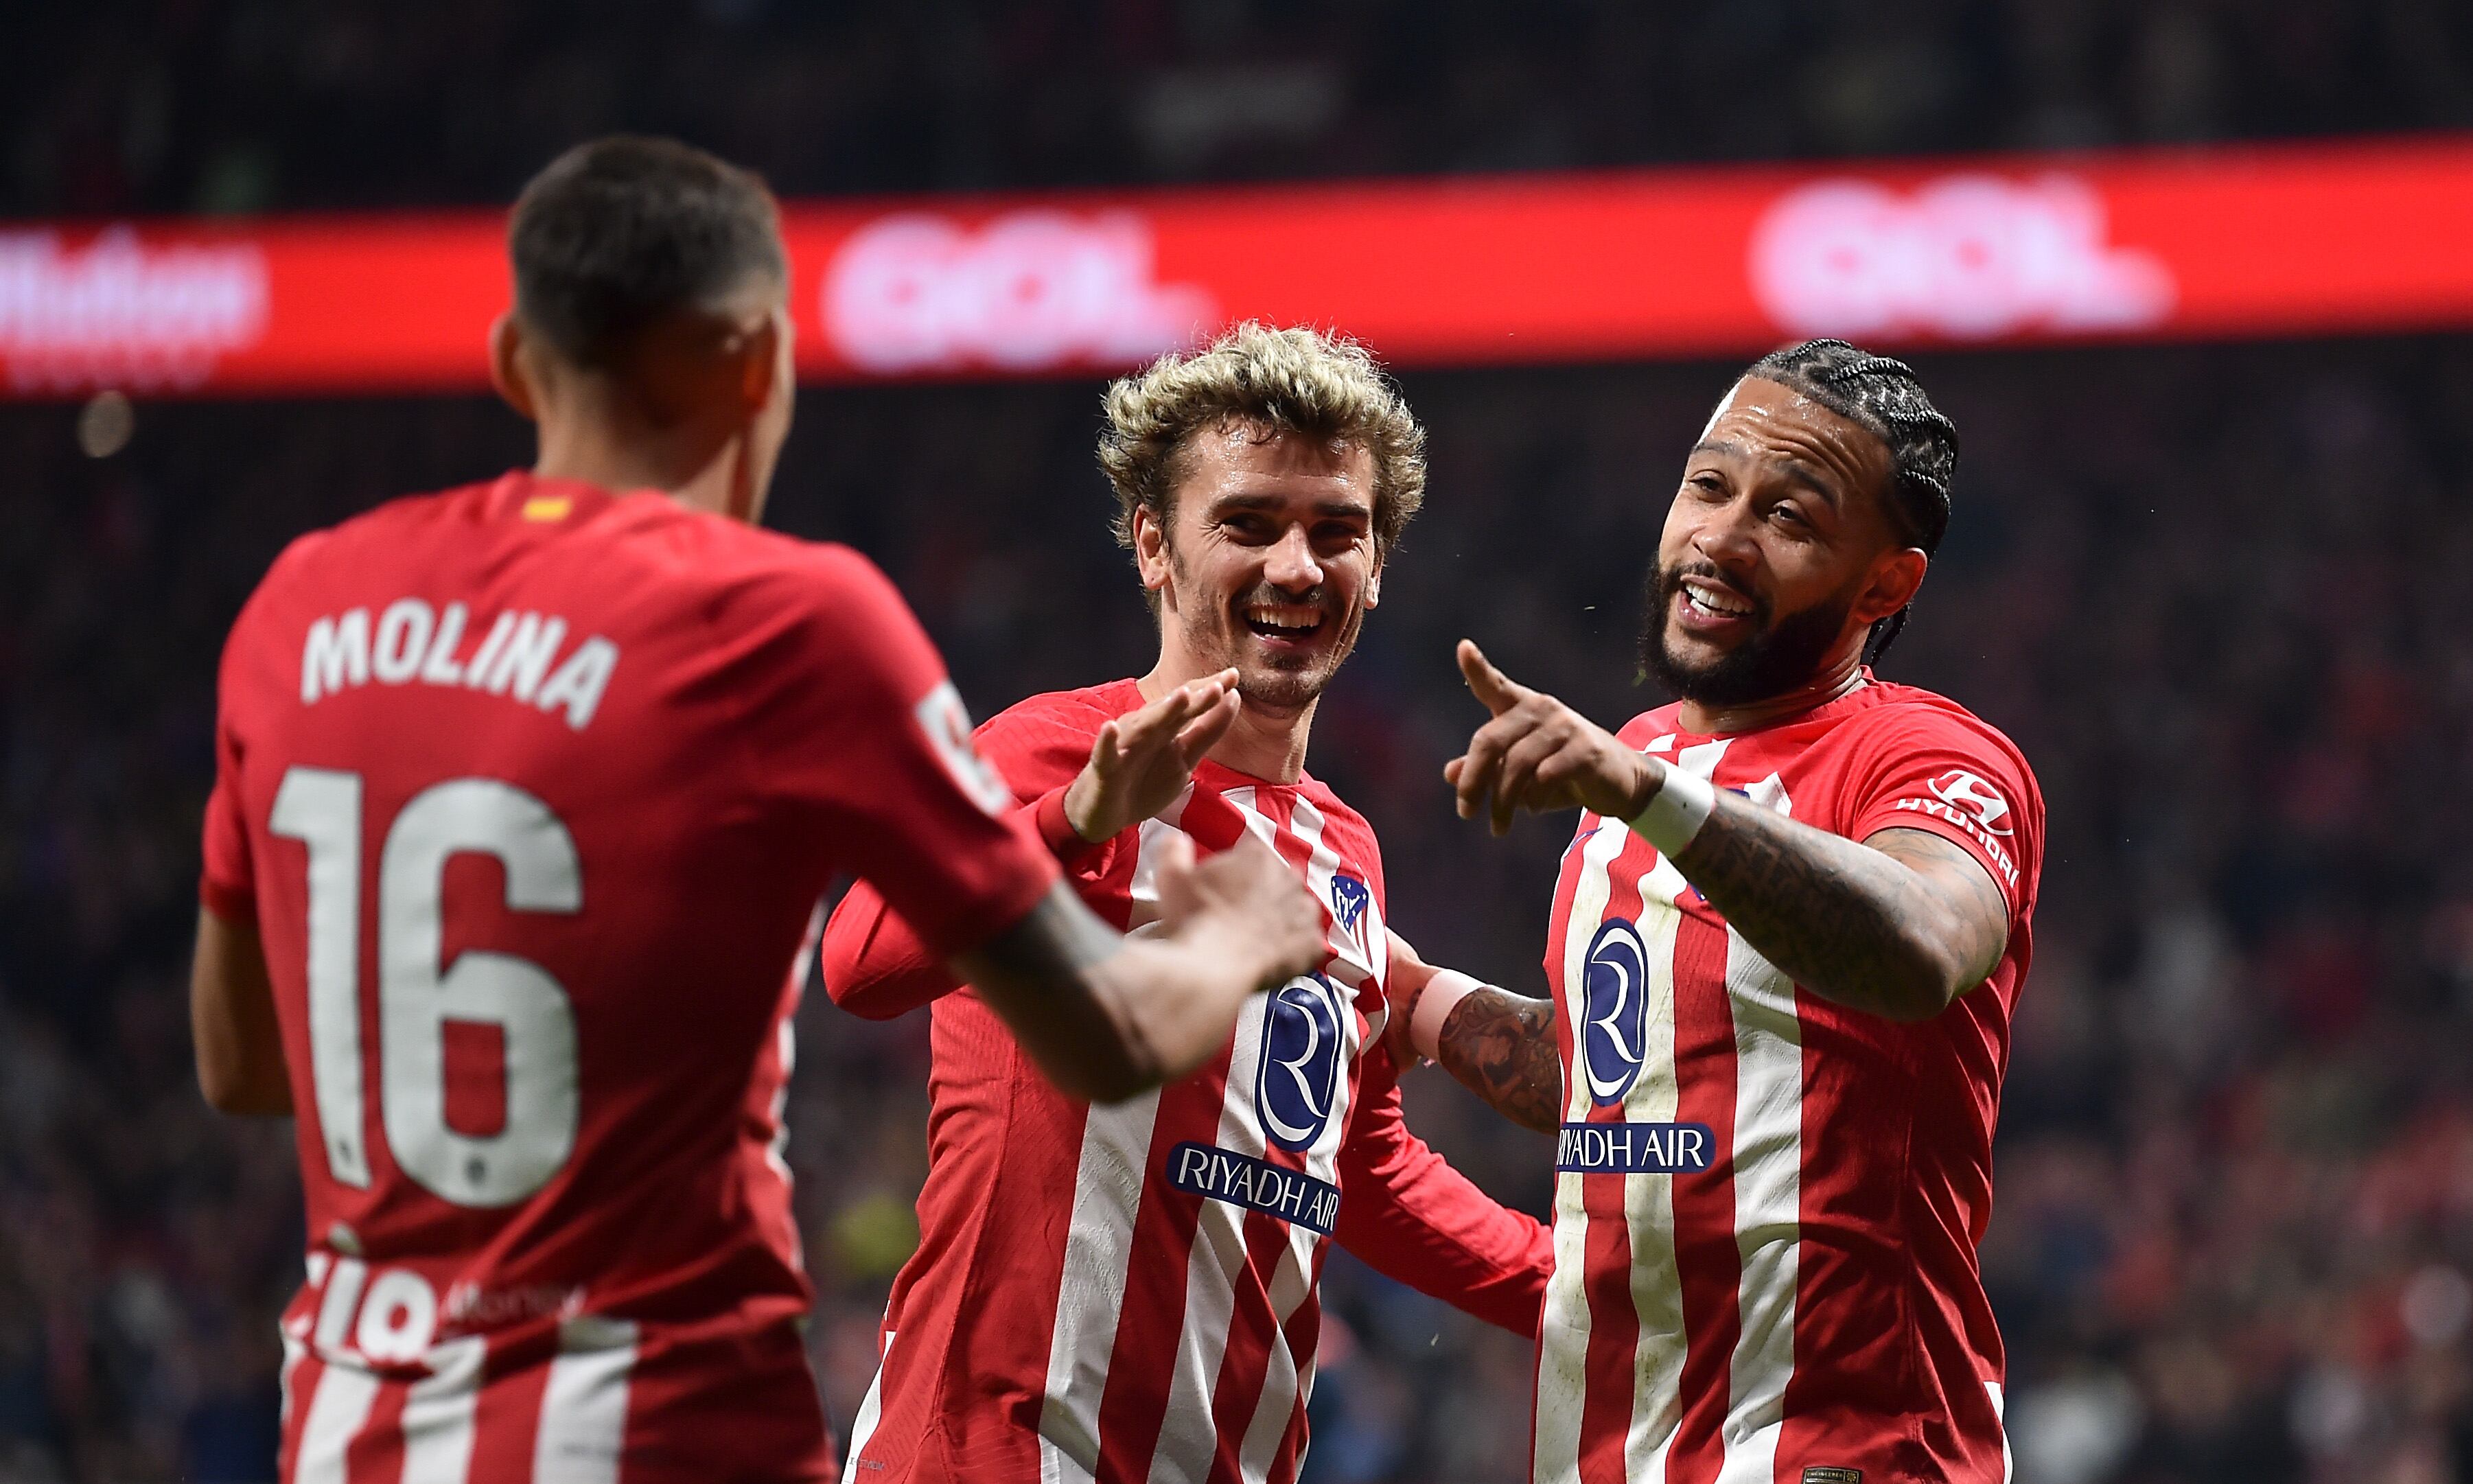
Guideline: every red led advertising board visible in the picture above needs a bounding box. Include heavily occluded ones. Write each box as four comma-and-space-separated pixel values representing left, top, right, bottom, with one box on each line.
5, 136, 2470, 396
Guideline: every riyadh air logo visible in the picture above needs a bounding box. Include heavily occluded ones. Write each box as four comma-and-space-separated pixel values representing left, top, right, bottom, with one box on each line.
1927, 769, 2012, 835
1258, 975, 1345, 1151
1328, 874, 1371, 950
1582, 918, 1650, 1106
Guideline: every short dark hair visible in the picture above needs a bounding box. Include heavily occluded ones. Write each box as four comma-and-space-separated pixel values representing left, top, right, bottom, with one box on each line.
1741, 338, 1960, 663
509, 136, 786, 369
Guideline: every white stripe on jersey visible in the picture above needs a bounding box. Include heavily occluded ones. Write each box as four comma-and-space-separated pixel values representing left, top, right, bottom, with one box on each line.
1147, 789, 1368, 1484
399, 1334, 487, 1484
1039, 1080, 1163, 1484
1988, 1381, 2014, 1483
279, 1332, 310, 1430
1036, 809, 1190, 1484
1533, 809, 1631, 1484
1619, 738, 1727, 1484
843, 1327, 893, 1473
533, 1317, 638, 1484
1715, 774, 1802, 1484
1146, 978, 1273, 1484
1239, 793, 1368, 1484
1534, 736, 1729, 1484
295, 1357, 381, 1484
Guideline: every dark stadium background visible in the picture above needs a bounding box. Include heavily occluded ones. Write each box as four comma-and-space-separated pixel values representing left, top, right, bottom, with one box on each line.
9, 4, 2473, 1481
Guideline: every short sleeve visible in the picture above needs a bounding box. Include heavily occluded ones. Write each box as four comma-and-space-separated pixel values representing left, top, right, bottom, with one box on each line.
1838, 705, 2041, 926
198, 652, 257, 925
744, 547, 1059, 957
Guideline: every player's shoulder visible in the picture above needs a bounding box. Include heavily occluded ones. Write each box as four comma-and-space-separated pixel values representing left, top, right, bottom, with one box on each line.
1834, 681, 2041, 794
1290, 772, 1385, 895
227, 480, 498, 656
973, 680, 1144, 778
1845, 682, 2030, 756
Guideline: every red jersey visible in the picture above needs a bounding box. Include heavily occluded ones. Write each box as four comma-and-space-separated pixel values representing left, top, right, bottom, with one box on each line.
819, 680, 1551, 1484
198, 473, 1059, 1484
1530, 680, 2041, 1484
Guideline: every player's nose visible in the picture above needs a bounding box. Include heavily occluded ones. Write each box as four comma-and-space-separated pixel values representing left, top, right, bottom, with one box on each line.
1263, 524, 1324, 589
1689, 497, 1764, 570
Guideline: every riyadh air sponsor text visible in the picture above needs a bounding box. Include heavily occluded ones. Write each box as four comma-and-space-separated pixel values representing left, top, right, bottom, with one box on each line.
1165, 1141, 1340, 1236
1556, 1121, 1715, 1174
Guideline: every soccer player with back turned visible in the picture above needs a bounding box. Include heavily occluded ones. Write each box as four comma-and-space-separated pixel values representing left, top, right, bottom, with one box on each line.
1392, 342, 2043, 1483
187, 139, 1321, 1484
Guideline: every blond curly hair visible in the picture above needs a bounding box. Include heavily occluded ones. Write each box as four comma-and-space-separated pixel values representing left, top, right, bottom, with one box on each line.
1097, 322, 1427, 560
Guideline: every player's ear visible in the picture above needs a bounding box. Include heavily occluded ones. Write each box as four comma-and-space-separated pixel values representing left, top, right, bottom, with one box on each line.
1854, 546, 1928, 625
489, 313, 540, 423
736, 308, 787, 418
1132, 502, 1174, 595
1364, 546, 1384, 610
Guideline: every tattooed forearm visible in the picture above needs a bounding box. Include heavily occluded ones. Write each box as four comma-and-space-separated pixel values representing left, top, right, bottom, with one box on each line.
1433, 986, 1565, 1133
1669, 803, 2008, 1023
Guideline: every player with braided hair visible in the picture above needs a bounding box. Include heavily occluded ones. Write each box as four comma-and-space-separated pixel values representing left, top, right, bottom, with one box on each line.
1388, 340, 2041, 1481
1741, 338, 1961, 663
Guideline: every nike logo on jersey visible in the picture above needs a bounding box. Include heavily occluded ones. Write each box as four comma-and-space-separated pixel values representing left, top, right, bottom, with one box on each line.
301, 600, 620, 731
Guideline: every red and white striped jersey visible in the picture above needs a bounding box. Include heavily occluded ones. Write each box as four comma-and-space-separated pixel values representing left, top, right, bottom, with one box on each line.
822, 680, 1552, 1484
1532, 679, 2041, 1484
200, 474, 1063, 1483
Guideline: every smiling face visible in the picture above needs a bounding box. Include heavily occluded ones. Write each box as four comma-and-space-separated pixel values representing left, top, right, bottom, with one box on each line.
1642, 376, 1927, 710
1135, 419, 1382, 715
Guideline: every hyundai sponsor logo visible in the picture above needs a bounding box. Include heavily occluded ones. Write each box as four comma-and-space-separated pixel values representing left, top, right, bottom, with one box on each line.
1257, 975, 1345, 1150
1556, 1122, 1715, 1174
1165, 1141, 1340, 1235
1581, 918, 1650, 1106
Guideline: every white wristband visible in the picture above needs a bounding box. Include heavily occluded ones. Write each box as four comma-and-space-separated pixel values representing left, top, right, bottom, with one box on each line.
1627, 765, 1715, 855
1409, 969, 1485, 1062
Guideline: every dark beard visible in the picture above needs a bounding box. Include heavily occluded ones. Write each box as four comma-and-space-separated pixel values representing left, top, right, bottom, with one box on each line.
1638, 562, 1856, 708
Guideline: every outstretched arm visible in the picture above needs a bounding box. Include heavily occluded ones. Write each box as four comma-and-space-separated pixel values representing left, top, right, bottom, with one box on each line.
1443, 641, 2008, 1024
823, 673, 1244, 1019
957, 833, 1323, 1102
1385, 930, 1563, 1134
1331, 1045, 1553, 1334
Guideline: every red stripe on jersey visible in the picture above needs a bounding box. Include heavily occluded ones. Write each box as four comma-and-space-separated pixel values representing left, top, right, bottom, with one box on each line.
1575, 848, 1649, 1484
465, 1348, 553, 1484
1090, 1043, 1242, 1484
1264, 1243, 1331, 1484
1201, 1214, 1299, 1482
279, 1351, 320, 1481
342, 1378, 410, 1483
1663, 913, 1745, 1483
1091, 787, 1292, 1483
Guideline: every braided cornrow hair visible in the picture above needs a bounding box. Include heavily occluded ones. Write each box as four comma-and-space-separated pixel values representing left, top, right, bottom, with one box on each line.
1743, 338, 1960, 664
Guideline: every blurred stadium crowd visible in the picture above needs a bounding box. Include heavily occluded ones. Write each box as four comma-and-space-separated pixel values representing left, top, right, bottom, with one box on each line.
9, 2, 2473, 1483
9, 0, 2473, 218
10, 337, 2473, 1483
